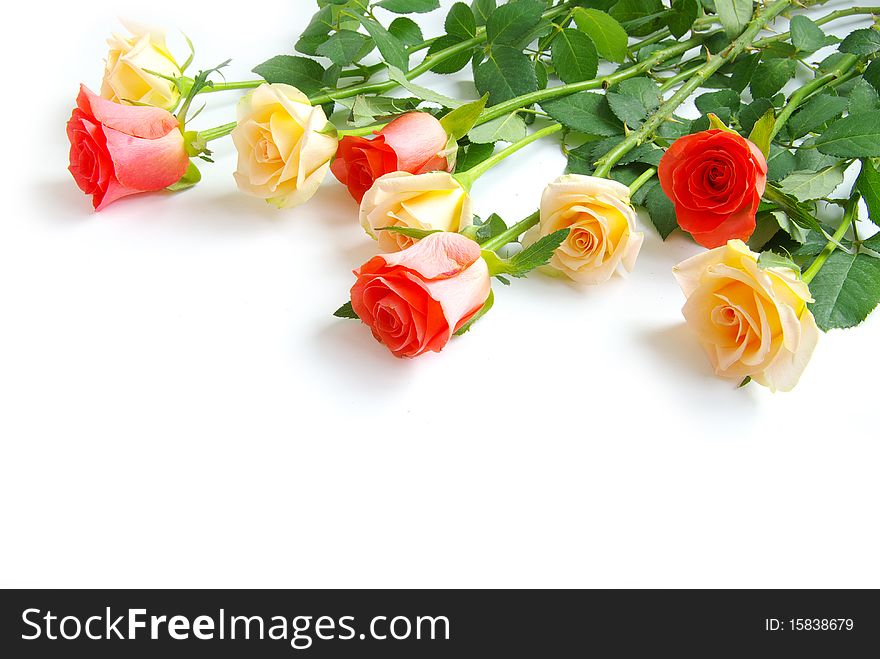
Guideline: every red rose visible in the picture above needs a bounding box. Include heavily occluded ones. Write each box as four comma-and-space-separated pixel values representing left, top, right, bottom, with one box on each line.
350, 232, 491, 358
331, 112, 451, 203
66, 85, 189, 211
658, 129, 767, 248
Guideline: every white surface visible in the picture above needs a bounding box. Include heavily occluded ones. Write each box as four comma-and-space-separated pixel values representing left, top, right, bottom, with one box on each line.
1, 0, 878, 588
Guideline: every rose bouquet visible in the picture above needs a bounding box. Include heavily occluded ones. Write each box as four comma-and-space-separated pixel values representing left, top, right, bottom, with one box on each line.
65, 0, 880, 392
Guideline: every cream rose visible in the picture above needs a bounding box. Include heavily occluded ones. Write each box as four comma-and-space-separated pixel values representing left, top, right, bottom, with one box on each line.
101, 24, 182, 110
673, 240, 819, 392
359, 172, 472, 251
526, 174, 643, 284
232, 83, 338, 209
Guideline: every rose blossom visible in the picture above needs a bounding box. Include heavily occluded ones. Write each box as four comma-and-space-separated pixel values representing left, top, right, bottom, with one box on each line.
66, 85, 189, 211
658, 129, 767, 248
673, 240, 818, 391
101, 23, 182, 110
359, 171, 472, 252
350, 232, 491, 358
525, 174, 643, 284
232, 83, 338, 208
331, 112, 452, 203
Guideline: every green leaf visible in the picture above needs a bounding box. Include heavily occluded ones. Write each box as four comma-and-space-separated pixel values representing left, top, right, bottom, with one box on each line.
758, 250, 801, 273
426, 35, 472, 74
857, 159, 880, 227
551, 28, 599, 84
571, 8, 627, 63
455, 141, 495, 171
315, 30, 372, 66
778, 165, 845, 202
358, 16, 409, 71
666, 0, 699, 39
695, 89, 741, 116
644, 182, 678, 239
506, 229, 570, 277
440, 94, 488, 141
388, 17, 423, 46
738, 98, 773, 135
606, 77, 661, 128
610, 0, 664, 37
446, 2, 477, 39
474, 46, 538, 106
334, 301, 359, 319
167, 161, 201, 192
454, 289, 494, 335
486, 0, 543, 46
790, 15, 826, 54
748, 109, 775, 158
471, 0, 495, 27
750, 58, 796, 99
252, 55, 326, 95
849, 78, 880, 115
795, 137, 841, 171
375, 226, 440, 239
814, 111, 880, 158
343, 95, 420, 126
809, 250, 880, 330
788, 94, 849, 139
295, 5, 334, 56
376, 0, 439, 13
542, 91, 622, 136
467, 113, 527, 144
865, 59, 880, 94
565, 141, 598, 175
766, 145, 797, 182
386, 65, 461, 107
840, 28, 880, 56
715, 0, 753, 38
472, 213, 508, 244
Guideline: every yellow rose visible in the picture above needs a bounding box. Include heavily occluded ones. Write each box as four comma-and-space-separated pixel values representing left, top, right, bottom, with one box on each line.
231, 83, 338, 209
101, 24, 182, 110
526, 174, 643, 284
673, 240, 819, 392
359, 171, 472, 251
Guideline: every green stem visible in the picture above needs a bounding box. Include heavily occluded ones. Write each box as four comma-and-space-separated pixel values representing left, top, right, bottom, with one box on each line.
657, 64, 702, 93
200, 80, 262, 93
753, 5, 877, 49
629, 168, 657, 196
769, 54, 860, 140
593, 0, 795, 178
481, 211, 541, 252
308, 3, 572, 107
802, 194, 860, 284
455, 123, 564, 190
475, 32, 712, 127
337, 124, 382, 138
198, 121, 237, 142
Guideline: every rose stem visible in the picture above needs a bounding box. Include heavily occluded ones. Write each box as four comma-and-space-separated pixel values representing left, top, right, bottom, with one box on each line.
769, 54, 860, 141
453, 123, 564, 191
592, 0, 797, 179
802, 193, 860, 284
628, 168, 657, 196
480, 212, 541, 253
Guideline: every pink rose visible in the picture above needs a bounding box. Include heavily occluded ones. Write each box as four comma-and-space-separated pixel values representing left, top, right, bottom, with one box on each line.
66, 84, 189, 210
350, 232, 491, 358
331, 112, 451, 203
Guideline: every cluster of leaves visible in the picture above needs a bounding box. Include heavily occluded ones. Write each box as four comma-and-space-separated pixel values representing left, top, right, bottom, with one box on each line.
260, 2, 880, 333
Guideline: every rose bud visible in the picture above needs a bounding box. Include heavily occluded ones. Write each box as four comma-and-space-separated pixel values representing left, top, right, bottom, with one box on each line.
101, 23, 182, 111
673, 240, 818, 392
350, 232, 491, 358
658, 129, 768, 249
331, 112, 452, 203
359, 171, 472, 252
232, 83, 338, 209
66, 85, 189, 211
524, 174, 643, 284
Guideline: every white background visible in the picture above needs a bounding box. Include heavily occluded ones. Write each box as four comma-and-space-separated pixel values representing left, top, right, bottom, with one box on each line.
1, 0, 877, 588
